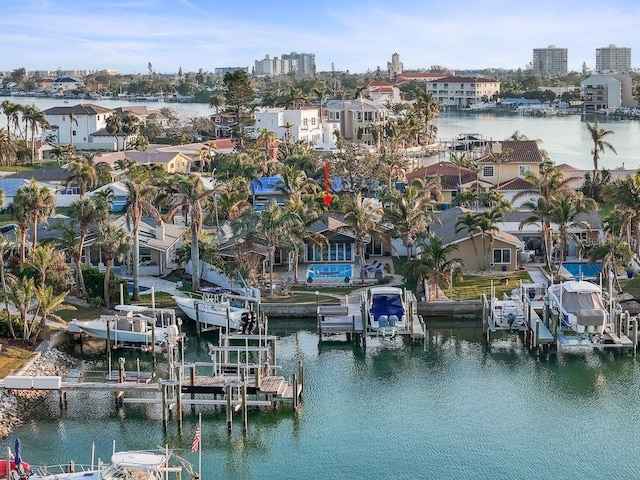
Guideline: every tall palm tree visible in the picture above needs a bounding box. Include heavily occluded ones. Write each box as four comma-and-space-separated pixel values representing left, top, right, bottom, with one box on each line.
21, 105, 49, 165
208, 93, 225, 114
6, 275, 37, 341
519, 196, 556, 269
455, 211, 481, 260
604, 172, 640, 255
123, 177, 160, 300
97, 222, 131, 309
404, 234, 462, 300
13, 179, 56, 252
588, 236, 633, 292
244, 200, 301, 295
586, 120, 617, 199
1, 100, 21, 141
69, 196, 108, 299
121, 114, 140, 151
0, 128, 17, 166
551, 193, 597, 268
167, 174, 216, 291
476, 208, 503, 269
340, 193, 389, 283
0, 236, 17, 339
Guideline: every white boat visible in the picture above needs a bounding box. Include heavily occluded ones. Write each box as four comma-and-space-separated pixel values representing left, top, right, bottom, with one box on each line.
367, 286, 409, 337
26, 449, 195, 480
490, 296, 525, 329
547, 280, 610, 335
173, 289, 257, 332
69, 305, 177, 345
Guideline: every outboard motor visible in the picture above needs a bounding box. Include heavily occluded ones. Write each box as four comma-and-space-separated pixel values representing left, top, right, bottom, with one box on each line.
240, 312, 251, 334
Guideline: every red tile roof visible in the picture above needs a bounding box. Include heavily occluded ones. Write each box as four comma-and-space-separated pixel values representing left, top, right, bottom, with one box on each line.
477, 140, 543, 164
496, 177, 535, 191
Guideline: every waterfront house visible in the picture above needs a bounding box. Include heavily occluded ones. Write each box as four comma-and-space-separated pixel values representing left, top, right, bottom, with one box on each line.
324, 98, 390, 146
580, 74, 637, 112
253, 107, 324, 144
431, 207, 524, 271
363, 80, 401, 103
43, 103, 114, 147
84, 216, 186, 276
4, 165, 80, 207
476, 140, 544, 187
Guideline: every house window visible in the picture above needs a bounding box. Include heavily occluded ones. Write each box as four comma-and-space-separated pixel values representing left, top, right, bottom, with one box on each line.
357, 112, 362, 121
519, 165, 531, 176
493, 248, 511, 264
303, 118, 308, 126
311, 117, 316, 126
482, 165, 495, 177
364, 111, 373, 121
72, 130, 76, 137
139, 247, 152, 264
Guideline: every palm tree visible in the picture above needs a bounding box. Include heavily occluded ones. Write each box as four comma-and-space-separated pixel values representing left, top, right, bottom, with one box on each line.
1, 100, 21, 141
69, 196, 109, 299
28, 244, 63, 287
340, 193, 390, 283
217, 178, 251, 221
246, 200, 301, 295
551, 193, 597, 268
167, 174, 216, 291
586, 120, 617, 198
13, 179, 56, 252
121, 114, 140, 151
208, 93, 225, 114
588, 236, 633, 292
0, 236, 17, 339
21, 105, 49, 165
476, 208, 503, 269
97, 222, 131, 308
455, 211, 481, 260
404, 234, 462, 300
68, 111, 78, 146
256, 127, 278, 161
0, 128, 16, 166
105, 114, 123, 151
519, 197, 556, 269
65, 157, 99, 197
604, 172, 640, 256
383, 180, 434, 258
6, 275, 37, 341
123, 177, 160, 300
32, 284, 75, 340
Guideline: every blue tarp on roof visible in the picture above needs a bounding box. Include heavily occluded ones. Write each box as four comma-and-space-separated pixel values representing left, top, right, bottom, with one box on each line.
0, 178, 29, 197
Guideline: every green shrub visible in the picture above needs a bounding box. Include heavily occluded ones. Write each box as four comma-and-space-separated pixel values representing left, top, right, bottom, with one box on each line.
82, 266, 130, 305
0, 310, 21, 337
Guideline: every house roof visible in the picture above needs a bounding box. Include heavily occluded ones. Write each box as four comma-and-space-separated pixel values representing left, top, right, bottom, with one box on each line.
496, 177, 536, 191
5, 165, 72, 182
430, 75, 498, 84
123, 151, 185, 165
406, 162, 478, 190
109, 216, 186, 251
113, 106, 150, 116
43, 103, 113, 115
0, 178, 31, 197
251, 176, 284, 195
477, 140, 544, 164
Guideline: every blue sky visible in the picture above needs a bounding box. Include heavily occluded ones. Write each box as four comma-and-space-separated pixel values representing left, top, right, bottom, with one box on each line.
2, 0, 640, 75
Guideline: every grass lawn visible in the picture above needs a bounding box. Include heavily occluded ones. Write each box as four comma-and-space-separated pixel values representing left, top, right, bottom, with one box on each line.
619, 276, 640, 298
0, 345, 33, 378
133, 291, 177, 308
451, 270, 532, 301
58, 303, 109, 322
0, 161, 58, 173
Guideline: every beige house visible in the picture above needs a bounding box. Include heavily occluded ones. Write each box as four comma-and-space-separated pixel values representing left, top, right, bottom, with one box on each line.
94, 151, 191, 176
476, 140, 544, 186
426, 76, 501, 108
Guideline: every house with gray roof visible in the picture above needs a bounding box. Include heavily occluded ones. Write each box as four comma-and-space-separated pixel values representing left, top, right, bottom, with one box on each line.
43, 103, 114, 147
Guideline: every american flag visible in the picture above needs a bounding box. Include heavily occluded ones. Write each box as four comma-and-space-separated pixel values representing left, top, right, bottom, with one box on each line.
191, 425, 201, 453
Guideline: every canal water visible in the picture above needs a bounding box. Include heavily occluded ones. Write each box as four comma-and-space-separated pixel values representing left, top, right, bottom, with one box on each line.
3, 320, 640, 479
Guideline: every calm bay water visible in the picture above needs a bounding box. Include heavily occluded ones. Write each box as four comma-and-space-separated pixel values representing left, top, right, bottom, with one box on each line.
3, 321, 640, 480
4, 97, 640, 171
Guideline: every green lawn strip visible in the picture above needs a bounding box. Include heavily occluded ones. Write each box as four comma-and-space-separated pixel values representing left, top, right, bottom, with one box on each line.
58, 303, 109, 322
619, 277, 640, 298
133, 291, 177, 308
451, 271, 531, 301
0, 346, 33, 378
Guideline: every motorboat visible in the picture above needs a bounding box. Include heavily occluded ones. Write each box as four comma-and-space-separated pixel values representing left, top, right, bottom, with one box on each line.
490, 296, 525, 329
367, 286, 408, 337
547, 280, 610, 335
173, 288, 258, 332
68, 305, 177, 345
24, 449, 195, 480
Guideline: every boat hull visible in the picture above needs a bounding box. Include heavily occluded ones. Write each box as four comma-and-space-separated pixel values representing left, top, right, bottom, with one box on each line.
70, 318, 167, 344
173, 296, 249, 330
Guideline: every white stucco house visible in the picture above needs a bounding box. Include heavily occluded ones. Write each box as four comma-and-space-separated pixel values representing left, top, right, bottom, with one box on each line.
253, 107, 324, 145
43, 103, 114, 148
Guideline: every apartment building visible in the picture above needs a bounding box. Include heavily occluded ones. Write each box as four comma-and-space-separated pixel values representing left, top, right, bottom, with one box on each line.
254, 52, 316, 76
324, 99, 389, 146
426, 76, 501, 108
581, 74, 637, 111
253, 107, 323, 144
532, 45, 568, 76
596, 45, 631, 73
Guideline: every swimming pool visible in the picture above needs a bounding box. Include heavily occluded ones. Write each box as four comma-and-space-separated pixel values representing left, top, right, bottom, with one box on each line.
561, 261, 601, 279
306, 263, 354, 281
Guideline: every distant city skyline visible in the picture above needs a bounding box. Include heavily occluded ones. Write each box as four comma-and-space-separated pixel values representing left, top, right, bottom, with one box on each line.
2, 0, 639, 75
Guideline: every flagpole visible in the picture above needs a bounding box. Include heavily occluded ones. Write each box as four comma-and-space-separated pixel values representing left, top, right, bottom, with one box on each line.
198, 413, 202, 479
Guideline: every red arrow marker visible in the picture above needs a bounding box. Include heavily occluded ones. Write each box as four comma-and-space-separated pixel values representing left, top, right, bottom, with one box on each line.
323, 161, 332, 206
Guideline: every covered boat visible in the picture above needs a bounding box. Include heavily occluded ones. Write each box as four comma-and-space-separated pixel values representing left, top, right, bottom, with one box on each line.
547, 280, 609, 335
